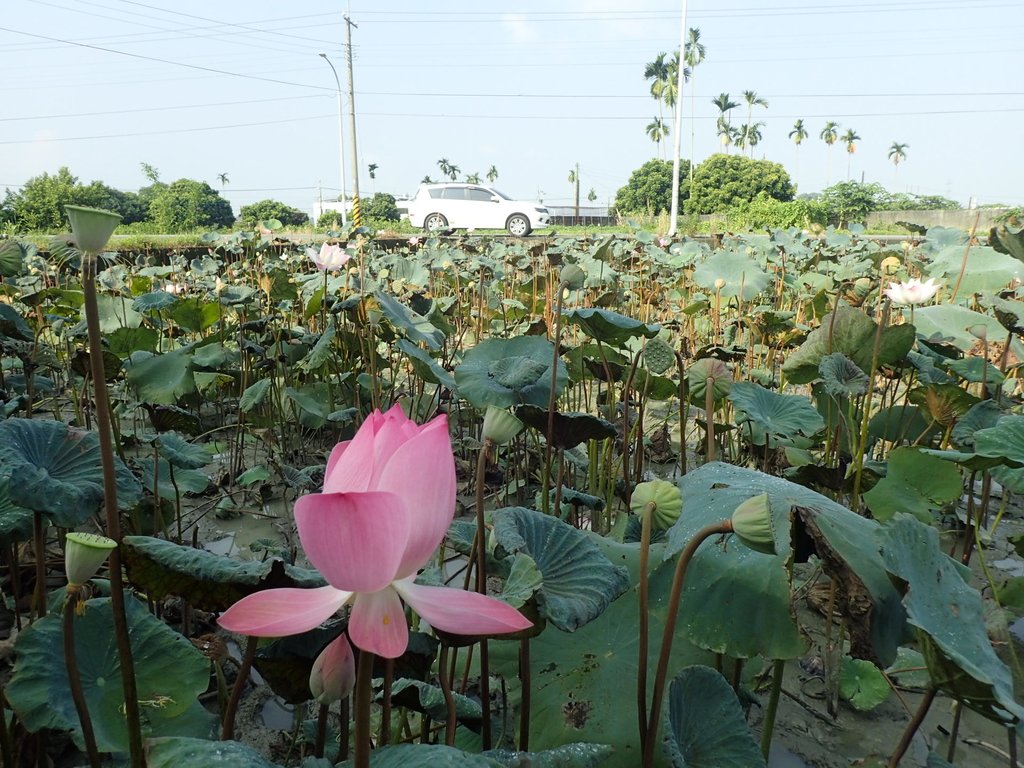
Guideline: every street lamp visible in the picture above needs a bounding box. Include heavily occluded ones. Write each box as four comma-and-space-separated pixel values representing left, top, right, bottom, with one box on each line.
319, 53, 348, 229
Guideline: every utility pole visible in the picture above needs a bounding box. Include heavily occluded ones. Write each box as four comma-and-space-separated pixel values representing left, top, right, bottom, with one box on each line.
318, 53, 347, 228
343, 14, 362, 226
668, 0, 689, 237
573, 162, 580, 223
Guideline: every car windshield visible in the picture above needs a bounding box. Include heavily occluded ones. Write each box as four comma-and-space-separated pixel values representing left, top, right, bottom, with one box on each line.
488, 188, 512, 200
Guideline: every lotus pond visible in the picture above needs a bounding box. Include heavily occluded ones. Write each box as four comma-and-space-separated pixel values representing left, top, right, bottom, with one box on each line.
0, 214, 1023, 768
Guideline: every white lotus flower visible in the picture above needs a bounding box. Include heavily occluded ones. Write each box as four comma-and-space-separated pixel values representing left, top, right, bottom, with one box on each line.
883, 277, 941, 306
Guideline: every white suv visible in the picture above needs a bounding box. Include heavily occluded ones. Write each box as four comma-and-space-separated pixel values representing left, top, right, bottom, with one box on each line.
406, 183, 550, 236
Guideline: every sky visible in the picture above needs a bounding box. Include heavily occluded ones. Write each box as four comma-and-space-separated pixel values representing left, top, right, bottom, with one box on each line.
2, 0, 1023, 220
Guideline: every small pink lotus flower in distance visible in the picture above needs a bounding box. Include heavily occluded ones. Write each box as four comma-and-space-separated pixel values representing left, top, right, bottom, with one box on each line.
883, 277, 941, 305
657, 236, 671, 248
219, 405, 531, 658
308, 242, 352, 272
408, 236, 421, 247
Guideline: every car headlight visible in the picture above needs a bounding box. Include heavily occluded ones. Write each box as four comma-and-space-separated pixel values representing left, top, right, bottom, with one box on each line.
535, 208, 548, 214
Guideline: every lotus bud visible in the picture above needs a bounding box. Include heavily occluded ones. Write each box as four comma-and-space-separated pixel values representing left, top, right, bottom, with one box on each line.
730, 493, 776, 555
65, 532, 117, 586
967, 324, 987, 342
64, 205, 122, 253
559, 264, 586, 291
713, 278, 726, 291
309, 634, 356, 705
482, 406, 524, 446
630, 479, 682, 531
880, 256, 900, 274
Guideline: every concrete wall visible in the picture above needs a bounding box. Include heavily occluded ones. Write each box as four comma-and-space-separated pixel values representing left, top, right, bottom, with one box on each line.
866, 208, 1014, 231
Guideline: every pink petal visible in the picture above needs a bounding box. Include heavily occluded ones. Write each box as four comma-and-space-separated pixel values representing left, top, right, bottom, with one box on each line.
363, 405, 422, 486
323, 413, 384, 493
295, 491, 410, 592
310, 634, 356, 704
380, 415, 457, 579
394, 580, 532, 637
218, 586, 350, 637
348, 587, 409, 658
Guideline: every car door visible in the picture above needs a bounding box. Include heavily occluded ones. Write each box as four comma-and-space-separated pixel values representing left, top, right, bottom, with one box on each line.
465, 186, 503, 229
440, 187, 470, 227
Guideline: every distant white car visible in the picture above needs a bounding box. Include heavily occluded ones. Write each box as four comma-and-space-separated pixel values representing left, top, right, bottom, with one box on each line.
405, 183, 550, 236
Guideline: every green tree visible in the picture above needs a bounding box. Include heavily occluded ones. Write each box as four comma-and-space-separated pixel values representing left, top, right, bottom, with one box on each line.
238, 199, 310, 228
841, 128, 861, 179
686, 154, 794, 215
365, 192, 400, 222
217, 172, 229, 188
819, 121, 840, 185
148, 179, 234, 232
486, 165, 499, 183
684, 28, 706, 184
613, 158, 690, 216
741, 90, 769, 157
643, 52, 671, 125
4, 167, 80, 230
368, 163, 378, 180
888, 141, 909, 175
789, 119, 808, 182
139, 162, 161, 184
76, 181, 147, 224
465, 172, 482, 184
711, 93, 740, 153
819, 181, 887, 227
646, 117, 669, 157
437, 158, 459, 181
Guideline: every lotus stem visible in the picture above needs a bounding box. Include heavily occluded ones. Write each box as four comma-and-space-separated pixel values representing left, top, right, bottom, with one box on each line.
760, 659, 785, 759
63, 589, 101, 768
542, 280, 570, 515
82, 251, 145, 768
354, 648, 375, 767
1010, 727, 1019, 768
950, 212, 981, 302
0, 688, 12, 768
32, 510, 46, 619
947, 699, 963, 763
850, 299, 889, 510
314, 702, 329, 758
705, 377, 716, 463
474, 438, 493, 749
636, 500, 655, 752
519, 637, 531, 750
438, 642, 457, 746
339, 697, 350, 759
222, 635, 256, 740
379, 658, 393, 746
888, 688, 938, 767
676, 351, 687, 476
643, 519, 734, 768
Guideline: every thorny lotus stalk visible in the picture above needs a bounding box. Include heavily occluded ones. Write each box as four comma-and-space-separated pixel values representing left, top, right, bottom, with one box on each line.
542, 279, 570, 515
354, 649, 375, 768
636, 500, 655, 752
63, 588, 101, 768
850, 299, 889, 509
475, 437, 494, 749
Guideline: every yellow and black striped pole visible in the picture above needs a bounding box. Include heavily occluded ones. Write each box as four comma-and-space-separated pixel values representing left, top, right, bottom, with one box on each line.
350, 195, 362, 227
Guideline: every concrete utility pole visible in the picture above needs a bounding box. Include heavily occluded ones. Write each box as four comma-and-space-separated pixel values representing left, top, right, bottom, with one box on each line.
318, 53, 348, 228
343, 14, 362, 225
668, 0, 689, 237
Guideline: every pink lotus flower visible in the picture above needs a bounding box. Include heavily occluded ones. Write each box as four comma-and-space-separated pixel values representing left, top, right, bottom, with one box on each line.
219, 405, 531, 658
310, 634, 355, 704
883, 277, 941, 305
308, 242, 352, 272
408, 236, 421, 247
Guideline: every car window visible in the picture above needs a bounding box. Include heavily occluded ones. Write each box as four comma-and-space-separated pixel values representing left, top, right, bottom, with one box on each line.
427, 188, 444, 199
441, 188, 467, 200
466, 188, 493, 202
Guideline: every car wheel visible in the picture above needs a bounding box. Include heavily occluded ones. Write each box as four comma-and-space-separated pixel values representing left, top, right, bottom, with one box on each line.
424, 213, 448, 232
506, 214, 531, 236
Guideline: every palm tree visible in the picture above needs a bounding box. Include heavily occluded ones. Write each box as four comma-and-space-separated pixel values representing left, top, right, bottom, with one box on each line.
741, 91, 768, 158
368, 163, 378, 180
588, 188, 597, 203
711, 93, 740, 153
643, 52, 671, 124
789, 119, 808, 182
646, 117, 669, 158
660, 52, 690, 111
820, 121, 840, 185
465, 172, 481, 183
437, 158, 459, 181
486, 165, 499, 183
217, 172, 229, 188
684, 27, 705, 182
421, 175, 435, 185
841, 128, 861, 179
888, 142, 909, 176
746, 122, 765, 157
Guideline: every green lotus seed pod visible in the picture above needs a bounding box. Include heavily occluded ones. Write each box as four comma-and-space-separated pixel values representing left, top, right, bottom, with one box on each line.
643, 337, 676, 375
630, 479, 683, 531
65, 532, 117, 586
482, 406, 524, 445
559, 264, 586, 290
730, 493, 776, 555
64, 205, 121, 253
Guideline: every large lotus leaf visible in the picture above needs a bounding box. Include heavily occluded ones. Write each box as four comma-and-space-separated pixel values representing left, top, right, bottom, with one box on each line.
387, 677, 481, 722
0, 239, 31, 278
0, 303, 33, 341
126, 348, 197, 404
839, 657, 890, 711
818, 353, 868, 397
666, 464, 805, 661
492, 507, 628, 631
692, 250, 771, 300
686, 357, 731, 406
515, 405, 617, 449
167, 296, 220, 332
880, 515, 1024, 723
490, 537, 711, 767
926, 245, 1023, 296
122, 535, 324, 612
398, 338, 456, 390
6, 597, 215, 752
107, 325, 161, 356
922, 226, 969, 254
455, 336, 567, 409
137, 457, 210, 501
0, 475, 34, 546
981, 293, 1024, 334
146, 737, 280, 767
862, 447, 963, 523
285, 383, 332, 429
376, 291, 444, 350
564, 307, 660, 348
662, 665, 766, 768
85, 292, 143, 333
909, 305, 1004, 351
782, 304, 915, 384
972, 414, 1024, 464
255, 622, 345, 704
155, 431, 210, 470
132, 290, 179, 313
867, 405, 941, 446
239, 378, 273, 412
485, 743, 615, 767
337, 744, 502, 767
729, 382, 824, 445
0, 418, 140, 526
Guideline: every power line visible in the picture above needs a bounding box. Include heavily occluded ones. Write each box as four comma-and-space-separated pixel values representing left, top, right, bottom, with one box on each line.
0, 94, 327, 122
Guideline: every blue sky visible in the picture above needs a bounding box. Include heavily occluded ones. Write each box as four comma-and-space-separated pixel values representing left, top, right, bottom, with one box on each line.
2, 0, 1022, 219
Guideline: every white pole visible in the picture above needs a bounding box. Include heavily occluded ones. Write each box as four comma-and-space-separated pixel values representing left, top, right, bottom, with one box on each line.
319, 53, 348, 228
668, 0, 689, 237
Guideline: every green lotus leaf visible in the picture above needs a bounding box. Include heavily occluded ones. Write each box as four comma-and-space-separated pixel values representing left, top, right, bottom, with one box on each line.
398, 339, 456, 390
515, 405, 617, 449
0, 475, 34, 546
692, 249, 772, 300
126, 348, 197, 405
922, 226, 969, 253
167, 296, 220, 332
862, 447, 963, 523
455, 336, 567, 409
944, 356, 1004, 386
85, 292, 143, 333
492, 507, 628, 632
137, 458, 210, 500
666, 463, 805, 661
6, 597, 214, 752
0, 418, 140, 527
687, 357, 731, 407
910, 305, 1004, 351
132, 290, 179, 313
818, 352, 868, 397
296, 323, 336, 372
254, 622, 345, 704
0, 303, 33, 341
239, 377, 273, 412
565, 307, 660, 348
154, 431, 210, 470
839, 657, 890, 711
982, 293, 1024, 334
145, 737, 280, 767
285, 383, 332, 429
107, 325, 160, 356
337, 744, 502, 767
485, 743, 615, 767
122, 535, 324, 612
376, 291, 445, 350
867, 405, 940, 446
663, 665, 766, 768
387, 678, 481, 722
729, 381, 824, 445
880, 514, 1024, 724
501, 552, 543, 609
0, 239, 31, 278
926, 245, 1023, 297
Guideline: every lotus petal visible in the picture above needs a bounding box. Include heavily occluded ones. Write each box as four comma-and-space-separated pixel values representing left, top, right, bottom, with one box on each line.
395, 580, 531, 636
349, 586, 409, 658
218, 586, 350, 636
